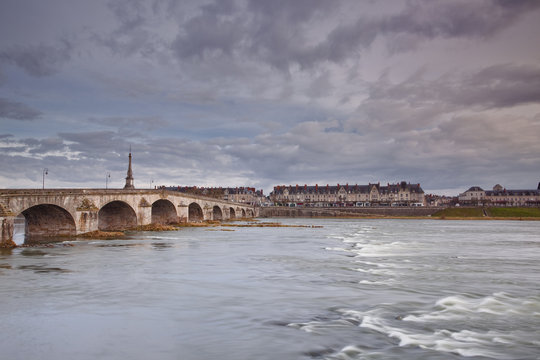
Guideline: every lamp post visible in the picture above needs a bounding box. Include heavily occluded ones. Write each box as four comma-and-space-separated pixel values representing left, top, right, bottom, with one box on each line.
42, 168, 48, 189
106, 173, 111, 189
150, 179, 154, 189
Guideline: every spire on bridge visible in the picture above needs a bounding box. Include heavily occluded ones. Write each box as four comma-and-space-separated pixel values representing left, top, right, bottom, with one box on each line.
124, 150, 134, 189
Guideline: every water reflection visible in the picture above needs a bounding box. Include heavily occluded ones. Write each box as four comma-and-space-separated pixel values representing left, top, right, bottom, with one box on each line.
13, 214, 25, 246
18, 264, 71, 273
20, 249, 49, 256
95, 243, 141, 248
151, 242, 174, 250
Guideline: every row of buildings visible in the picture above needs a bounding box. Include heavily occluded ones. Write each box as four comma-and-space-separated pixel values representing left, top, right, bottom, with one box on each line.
458, 183, 540, 207
161, 182, 539, 208
269, 182, 425, 207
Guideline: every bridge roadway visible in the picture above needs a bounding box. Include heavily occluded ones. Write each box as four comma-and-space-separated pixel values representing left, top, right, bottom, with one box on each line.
0, 189, 258, 247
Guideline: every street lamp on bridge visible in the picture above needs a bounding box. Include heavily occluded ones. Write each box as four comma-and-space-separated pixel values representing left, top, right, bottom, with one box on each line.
42, 168, 48, 189
106, 173, 111, 189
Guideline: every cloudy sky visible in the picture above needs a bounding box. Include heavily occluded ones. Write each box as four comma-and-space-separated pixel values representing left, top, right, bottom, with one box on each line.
1, 0, 539, 195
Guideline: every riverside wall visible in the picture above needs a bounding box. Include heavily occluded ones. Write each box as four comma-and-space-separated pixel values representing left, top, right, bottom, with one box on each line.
259, 206, 443, 218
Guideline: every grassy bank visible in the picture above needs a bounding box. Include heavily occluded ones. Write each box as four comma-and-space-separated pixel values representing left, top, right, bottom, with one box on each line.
433, 207, 540, 219
485, 207, 540, 218
432, 208, 484, 218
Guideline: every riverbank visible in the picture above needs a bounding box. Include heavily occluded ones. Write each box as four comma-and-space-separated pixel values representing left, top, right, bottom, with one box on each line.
259, 206, 442, 218
431, 207, 540, 220
259, 206, 540, 220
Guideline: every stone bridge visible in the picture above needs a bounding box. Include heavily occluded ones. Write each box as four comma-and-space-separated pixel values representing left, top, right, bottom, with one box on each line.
0, 189, 258, 246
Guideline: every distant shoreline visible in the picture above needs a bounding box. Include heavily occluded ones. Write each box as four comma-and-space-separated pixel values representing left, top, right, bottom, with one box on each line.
258, 206, 540, 220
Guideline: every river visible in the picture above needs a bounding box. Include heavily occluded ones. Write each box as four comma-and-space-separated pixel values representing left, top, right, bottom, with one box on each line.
1, 219, 539, 360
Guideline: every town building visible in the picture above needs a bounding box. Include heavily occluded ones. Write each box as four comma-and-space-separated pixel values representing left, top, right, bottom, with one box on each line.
424, 194, 456, 207
270, 182, 424, 207
458, 183, 540, 206
223, 187, 265, 206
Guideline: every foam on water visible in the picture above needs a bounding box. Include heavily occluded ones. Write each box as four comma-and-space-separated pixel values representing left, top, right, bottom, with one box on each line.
327, 291, 540, 359
357, 310, 525, 359
287, 318, 358, 334
403, 293, 540, 322
359, 279, 395, 286
353, 268, 395, 276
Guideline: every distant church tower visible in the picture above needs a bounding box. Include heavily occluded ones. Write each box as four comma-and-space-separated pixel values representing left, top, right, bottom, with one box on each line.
123, 150, 135, 189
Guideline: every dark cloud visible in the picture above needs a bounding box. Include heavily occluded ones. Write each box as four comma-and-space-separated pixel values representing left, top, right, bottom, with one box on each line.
92, 0, 161, 57
367, 63, 540, 111
381, 0, 539, 39
461, 63, 540, 108
0, 97, 41, 120
172, 0, 244, 60
0, 41, 72, 77
312, 0, 540, 64
171, 0, 540, 71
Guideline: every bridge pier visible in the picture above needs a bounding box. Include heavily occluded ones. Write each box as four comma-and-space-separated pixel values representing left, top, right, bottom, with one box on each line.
0, 216, 15, 248
76, 211, 99, 234
177, 204, 188, 223
138, 203, 152, 226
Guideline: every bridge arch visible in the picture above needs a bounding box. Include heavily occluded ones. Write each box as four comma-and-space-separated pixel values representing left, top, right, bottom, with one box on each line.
188, 202, 203, 222
246, 209, 254, 218
212, 206, 222, 221
152, 199, 177, 225
241, 209, 246, 218
20, 204, 76, 242
229, 207, 236, 219
98, 201, 137, 231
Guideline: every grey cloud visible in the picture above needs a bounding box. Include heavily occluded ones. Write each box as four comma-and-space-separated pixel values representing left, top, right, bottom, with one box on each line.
247, 0, 332, 23
170, 0, 540, 72
107, 0, 146, 31
171, 0, 340, 69
90, 116, 169, 131
0, 97, 41, 120
367, 63, 540, 111
461, 64, 540, 108
379, 0, 540, 45
94, 0, 159, 56
58, 131, 128, 161
172, 0, 244, 60
315, 0, 540, 63
0, 41, 72, 77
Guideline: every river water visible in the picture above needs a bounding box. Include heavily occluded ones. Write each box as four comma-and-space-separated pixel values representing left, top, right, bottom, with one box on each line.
1, 219, 539, 360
